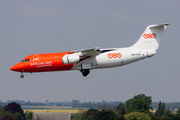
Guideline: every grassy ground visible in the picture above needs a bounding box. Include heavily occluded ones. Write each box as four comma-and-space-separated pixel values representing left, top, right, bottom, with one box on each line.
22, 106, 87, 114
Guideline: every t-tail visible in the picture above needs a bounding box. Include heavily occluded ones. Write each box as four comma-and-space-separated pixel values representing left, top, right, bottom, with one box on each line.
131, 23, 170, 50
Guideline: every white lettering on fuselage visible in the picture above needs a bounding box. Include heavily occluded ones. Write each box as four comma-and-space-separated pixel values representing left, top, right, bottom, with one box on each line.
30, 61, 53, 68
131, 53, 141, 56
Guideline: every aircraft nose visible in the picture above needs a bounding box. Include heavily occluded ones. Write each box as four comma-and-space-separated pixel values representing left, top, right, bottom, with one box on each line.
10, 63, 23, 72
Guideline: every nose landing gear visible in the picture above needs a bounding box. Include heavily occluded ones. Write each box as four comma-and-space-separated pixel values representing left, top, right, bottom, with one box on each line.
20, 73, 24, 78
81, 69, 90, 77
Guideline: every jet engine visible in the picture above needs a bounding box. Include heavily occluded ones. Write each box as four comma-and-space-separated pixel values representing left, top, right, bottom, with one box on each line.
62, 55, 80, 64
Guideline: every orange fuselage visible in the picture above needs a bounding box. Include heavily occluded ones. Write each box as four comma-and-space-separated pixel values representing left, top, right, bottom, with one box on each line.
10, 52, 74, 72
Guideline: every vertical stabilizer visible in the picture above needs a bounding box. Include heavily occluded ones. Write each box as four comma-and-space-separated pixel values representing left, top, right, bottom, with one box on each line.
131, 23, 169, 50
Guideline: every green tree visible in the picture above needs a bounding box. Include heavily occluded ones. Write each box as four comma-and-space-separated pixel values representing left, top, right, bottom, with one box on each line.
14, 112, 24, 120
130, 98, 150, 114
162, 102, 165, 110
126, 108, 134, 114
115, 103, 126, 115
0, 106, 15, 120
126, 94, 152, 109
116, 115, 125, 120
0, 106, 5, 118
74, 108, 117, 120
83, 108, 99, 119
149, 112, 159, 120
0, 106, 4, 112
87, 115, 95, 120
26, 111, 33, 120
72, 109, 85, 120
124, 112, 151, 120
161, 110, 173, 120
177, 108, 180, 114
172, 113, 180, 120
120, 108, 126, 115
0, 111, 14, 120
126, 98, 134, 109
97, 109, 116, 120
155, 101, 164, 117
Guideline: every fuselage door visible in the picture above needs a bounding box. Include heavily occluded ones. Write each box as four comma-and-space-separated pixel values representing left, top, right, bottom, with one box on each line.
33, 55, 39, 64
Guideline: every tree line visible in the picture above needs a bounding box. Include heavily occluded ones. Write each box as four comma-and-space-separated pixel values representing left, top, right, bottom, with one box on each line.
72, 100, 180, 111
1, 94, 180, 120
1, 99, 180, 110
72, 94, 180, 120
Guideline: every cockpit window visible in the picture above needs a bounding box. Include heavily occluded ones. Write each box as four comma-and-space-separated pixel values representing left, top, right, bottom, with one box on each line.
21, 59, 30, 62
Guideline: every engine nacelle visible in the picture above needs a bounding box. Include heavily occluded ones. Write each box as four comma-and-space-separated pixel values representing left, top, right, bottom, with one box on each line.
62, 55, 80, 64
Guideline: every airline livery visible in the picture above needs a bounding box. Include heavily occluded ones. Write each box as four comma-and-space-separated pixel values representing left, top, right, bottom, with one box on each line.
10, 23, 169, 78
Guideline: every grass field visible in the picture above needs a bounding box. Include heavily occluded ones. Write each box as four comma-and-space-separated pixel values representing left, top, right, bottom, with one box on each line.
22, 106, 87, 114
22, 106, 72, 109
24, 109, 85, 114
23, 106, 157, 114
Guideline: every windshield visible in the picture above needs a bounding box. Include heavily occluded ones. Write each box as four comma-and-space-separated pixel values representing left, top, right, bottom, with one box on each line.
21, 59, 30, 62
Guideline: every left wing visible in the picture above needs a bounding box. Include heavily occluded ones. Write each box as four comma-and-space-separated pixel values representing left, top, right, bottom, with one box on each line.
69, 48, 102, 70
80, 47, 101, 57
62, 48, 101, 65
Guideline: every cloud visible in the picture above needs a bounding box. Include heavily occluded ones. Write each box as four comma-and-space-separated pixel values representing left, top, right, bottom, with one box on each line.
111, 13, 131, 20
20, 3, 59, 17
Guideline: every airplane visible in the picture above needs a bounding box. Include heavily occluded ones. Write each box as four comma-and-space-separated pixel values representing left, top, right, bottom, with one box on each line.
10, 23, 169, 78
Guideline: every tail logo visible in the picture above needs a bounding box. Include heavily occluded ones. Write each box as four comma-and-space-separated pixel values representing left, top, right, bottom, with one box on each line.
143, 33, 157, 39
107, 53, 122, 59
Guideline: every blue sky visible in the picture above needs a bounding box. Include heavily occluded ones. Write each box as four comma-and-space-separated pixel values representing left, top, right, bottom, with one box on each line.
0, 1, 180, 103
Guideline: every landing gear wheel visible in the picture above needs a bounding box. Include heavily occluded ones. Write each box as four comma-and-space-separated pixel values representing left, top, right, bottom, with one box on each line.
20, 74, 24, 78
81, 69, 90, 77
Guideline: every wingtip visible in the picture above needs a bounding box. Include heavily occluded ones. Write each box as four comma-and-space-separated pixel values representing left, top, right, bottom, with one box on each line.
164, 23, 170, 26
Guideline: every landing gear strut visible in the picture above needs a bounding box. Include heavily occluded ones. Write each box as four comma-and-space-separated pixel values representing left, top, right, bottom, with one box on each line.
20, 73, 24, 78
81, 69, 90, 77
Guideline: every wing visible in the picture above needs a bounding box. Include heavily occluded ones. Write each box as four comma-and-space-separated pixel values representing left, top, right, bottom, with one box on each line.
80, 47, 101, 57
62, 47, 101, 65
71, 47, 101, 66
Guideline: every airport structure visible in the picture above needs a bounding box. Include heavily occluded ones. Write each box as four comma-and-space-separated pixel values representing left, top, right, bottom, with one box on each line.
33, 112, 70, 120
45, 91, 48, 105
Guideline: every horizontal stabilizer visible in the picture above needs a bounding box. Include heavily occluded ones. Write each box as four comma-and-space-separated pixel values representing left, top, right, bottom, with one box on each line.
149, 23, 170, 29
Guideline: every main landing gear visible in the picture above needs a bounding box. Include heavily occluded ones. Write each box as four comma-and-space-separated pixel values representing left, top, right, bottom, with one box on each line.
81, 69, 90, 77
20, 73, 24, 78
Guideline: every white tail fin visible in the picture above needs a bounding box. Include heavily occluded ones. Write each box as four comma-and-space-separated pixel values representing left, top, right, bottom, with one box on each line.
131, 23, 169, 50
